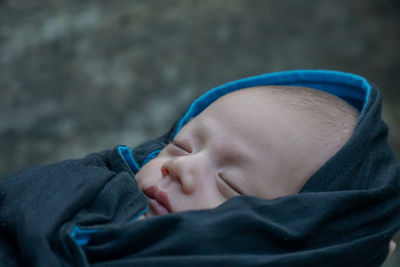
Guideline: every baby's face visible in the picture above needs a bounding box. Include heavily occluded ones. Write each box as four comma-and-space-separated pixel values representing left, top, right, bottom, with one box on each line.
136, 88, 333, 217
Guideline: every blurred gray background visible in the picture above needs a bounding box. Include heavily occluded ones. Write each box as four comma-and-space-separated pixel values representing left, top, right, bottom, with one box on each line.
0, 0, 399, 265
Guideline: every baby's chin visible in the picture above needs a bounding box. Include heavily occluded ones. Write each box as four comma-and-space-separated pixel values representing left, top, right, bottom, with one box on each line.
138, 201, 155, 219
143, 206, 157, 218
135, 209, 156, 220
140, 196, 166, 219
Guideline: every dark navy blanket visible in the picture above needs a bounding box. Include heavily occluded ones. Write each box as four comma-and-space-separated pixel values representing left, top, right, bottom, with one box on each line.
1, 70, 399, 266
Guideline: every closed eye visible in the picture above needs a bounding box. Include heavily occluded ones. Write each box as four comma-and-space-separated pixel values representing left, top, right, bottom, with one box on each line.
216, 172, 242, 196
171, 140, 192, 153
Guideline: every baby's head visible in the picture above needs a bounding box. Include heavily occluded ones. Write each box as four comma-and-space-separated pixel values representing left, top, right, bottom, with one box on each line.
136, 86, 359, 217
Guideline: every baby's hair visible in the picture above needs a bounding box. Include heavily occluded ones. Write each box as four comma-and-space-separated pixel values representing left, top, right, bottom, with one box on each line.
246, 85, 360, 156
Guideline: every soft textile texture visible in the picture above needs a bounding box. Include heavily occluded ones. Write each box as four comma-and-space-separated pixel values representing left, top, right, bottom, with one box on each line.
129, 70, 400, 266
0, 70, 399, 266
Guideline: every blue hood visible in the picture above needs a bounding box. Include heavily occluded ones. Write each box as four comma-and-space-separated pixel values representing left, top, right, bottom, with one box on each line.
174, 70, 370, 136
134, 69, 371, 167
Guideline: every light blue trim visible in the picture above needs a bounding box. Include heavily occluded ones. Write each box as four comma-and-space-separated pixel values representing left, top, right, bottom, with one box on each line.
142, 149, 162, 166
174, 70, 371, 137
70, 207, 148, 246
70, 226, 98, 246
130, 205, 149, 221
118, 146, 140, 173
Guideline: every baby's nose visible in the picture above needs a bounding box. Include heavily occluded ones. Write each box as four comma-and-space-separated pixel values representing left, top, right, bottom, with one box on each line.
161, 157, 196, 194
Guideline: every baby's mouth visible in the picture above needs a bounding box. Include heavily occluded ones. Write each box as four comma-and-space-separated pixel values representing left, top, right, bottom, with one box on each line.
142, 186, 172, 215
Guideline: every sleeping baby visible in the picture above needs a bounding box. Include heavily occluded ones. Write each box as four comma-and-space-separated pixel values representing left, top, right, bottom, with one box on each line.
1, 70, 398, 266
136, 85, 359, 217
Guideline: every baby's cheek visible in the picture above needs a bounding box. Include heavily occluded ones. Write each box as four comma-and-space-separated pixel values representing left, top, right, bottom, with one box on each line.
135, 159, 163, 188
136, 215, 146, 220
135, 168, 153, 188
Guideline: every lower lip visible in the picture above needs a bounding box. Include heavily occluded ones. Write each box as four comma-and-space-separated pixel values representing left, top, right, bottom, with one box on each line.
147, 197, 169, 215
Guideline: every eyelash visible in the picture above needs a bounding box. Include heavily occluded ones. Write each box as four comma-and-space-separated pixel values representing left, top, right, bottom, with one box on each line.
217, 172, 242, 196
171, 140, 192, 153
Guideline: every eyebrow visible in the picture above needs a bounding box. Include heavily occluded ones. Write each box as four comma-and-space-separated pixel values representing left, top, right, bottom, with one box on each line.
192, 117, 244, 165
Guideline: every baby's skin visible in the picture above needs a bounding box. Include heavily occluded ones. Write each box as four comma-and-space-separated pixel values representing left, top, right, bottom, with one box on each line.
135, 85, 396, 259
135, 86, 358, 216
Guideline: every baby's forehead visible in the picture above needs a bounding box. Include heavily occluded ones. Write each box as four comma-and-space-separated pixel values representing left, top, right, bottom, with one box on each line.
207, 85, 358, 121
205, 86, 311, 122
181, 85, 358, 144
189, 85, 357, 153
202, 87, 279, 117
214, 86, 275, 106
180, 88, 288, 141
